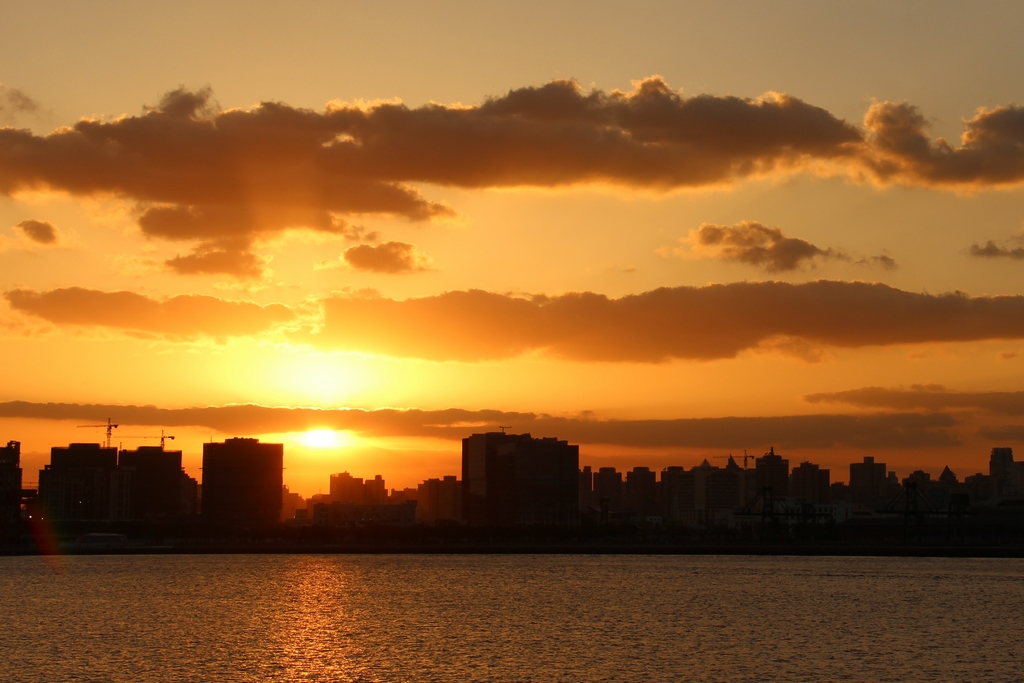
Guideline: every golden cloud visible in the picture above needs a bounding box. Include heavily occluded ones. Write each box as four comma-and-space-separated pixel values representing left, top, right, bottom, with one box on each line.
4, 287, 294, 337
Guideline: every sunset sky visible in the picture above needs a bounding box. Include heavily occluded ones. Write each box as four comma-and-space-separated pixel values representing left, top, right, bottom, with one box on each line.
3, 1, 1024, 495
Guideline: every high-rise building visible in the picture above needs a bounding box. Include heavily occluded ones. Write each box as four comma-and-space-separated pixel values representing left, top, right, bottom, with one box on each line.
38, 443, 126, 521
624, 467, 658, 516
592, 467, 623, 516
850, 456, 888, 508
462, 432, 578, 526
0, 440, 22, 526
118, 445, 185, 519
416, 475, 462, 524
330, 472, 365, 504
790, 461, 831, 504
755, 447, 789, 497
201, 438, 282, 527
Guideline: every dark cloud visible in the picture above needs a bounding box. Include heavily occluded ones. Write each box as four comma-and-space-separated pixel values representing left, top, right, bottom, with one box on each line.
806, 385, 1024, 415
688, 221, 835, 271
4, 287, 293, 337
683, 221, 897, 272
856, 254, 898, 270
302, 281, 1024, 362
14, 219, 58, 245
343, 241, 431, 273
0, 400, 958, 449
0, 84, 39, 124
3, 79, 1023, 276
978, 425, 1024, 441
969, 240, 1024, 260
864, 101, 1024, 187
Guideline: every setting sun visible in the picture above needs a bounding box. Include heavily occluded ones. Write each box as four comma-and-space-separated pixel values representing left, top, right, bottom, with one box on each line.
301, 429, 343, 448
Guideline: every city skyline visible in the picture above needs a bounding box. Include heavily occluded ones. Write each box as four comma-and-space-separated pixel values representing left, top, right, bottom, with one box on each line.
4, 3, 1024, 495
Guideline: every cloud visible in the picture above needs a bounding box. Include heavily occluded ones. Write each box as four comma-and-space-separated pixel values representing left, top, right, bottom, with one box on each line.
5, 79, 1024, 275
978, 425, 1024, 441
863, 101, 1024, 188
13, 219, 58, 245
343, 241, 432, 273
685, 221, 836, 271
301, 281, 1024, 362
969, 240, 1024, 260
0, 400, 959, 449
806, 385, 1024, 415
4, 287, 294, 337
674, 221, 897, 272
165, 239, 268, 279
0, 84, 39, 124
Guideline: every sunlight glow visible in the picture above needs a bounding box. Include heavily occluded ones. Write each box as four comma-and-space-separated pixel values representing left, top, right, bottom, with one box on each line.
302, 429, 343, 448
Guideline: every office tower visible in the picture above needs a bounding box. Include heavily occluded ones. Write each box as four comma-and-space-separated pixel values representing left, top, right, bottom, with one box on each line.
118, 445, 185, 519
416, 475, 462, 524
755, 447, 789, 497
849, 456, 888, 507
592, 466, 623, 515
624, 466, 658, 516
38, 443, 124, 521
0, 440, 22, 526
330, 471, 365, 504
790, 461, 831, 504
201, 438, 283, 527
462, 432, 579, 526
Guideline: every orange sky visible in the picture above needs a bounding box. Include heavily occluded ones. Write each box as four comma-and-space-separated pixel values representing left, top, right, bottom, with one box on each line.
2, 2, 1024, 496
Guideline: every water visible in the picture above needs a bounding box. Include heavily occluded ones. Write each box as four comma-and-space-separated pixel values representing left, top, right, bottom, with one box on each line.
1, 554, 1022, 682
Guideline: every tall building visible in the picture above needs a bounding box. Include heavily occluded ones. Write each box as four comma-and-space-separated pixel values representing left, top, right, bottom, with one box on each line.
330, 472, 365, 504
624, 467, 657, 516
850, 456, 888, 508
755, 447, 789, 497
790, 461, 830, 504
659, 466, 690, 523
201, 438, 283, 527
462, 432, 578, 526
592, 467, 623, 516
38, 443, 125, 521
416, 475, 462, 524
0, 440, 22, 526
118, 445, 185, 519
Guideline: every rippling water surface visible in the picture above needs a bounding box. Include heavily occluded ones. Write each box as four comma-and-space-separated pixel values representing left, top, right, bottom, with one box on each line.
1, 554, 1022, 682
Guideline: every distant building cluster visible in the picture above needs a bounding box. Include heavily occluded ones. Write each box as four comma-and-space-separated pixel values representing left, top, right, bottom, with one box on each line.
3, 428, 1024, 533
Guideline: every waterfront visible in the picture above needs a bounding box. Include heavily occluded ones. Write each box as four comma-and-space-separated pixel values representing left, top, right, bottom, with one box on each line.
2, 554, 1022, 682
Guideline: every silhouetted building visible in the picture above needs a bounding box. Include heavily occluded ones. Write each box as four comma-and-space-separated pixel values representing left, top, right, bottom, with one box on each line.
694, 459, 741, 526
201, 438, 282, 527
850, 456, 888, 508
364, 475, 387, 506
118, 445, 185, 519
592, 467, 623, 518
755, 447, 789, 497
624, 467, 658, 517
38, 443, 127, 521
790, 461, 830, 505
462, 432, 579, 526
281, 485, 305, 522
416, 475, 462, 524
330, 472, 365, 504
659, 466, 689, 523
0, 440, 22, 526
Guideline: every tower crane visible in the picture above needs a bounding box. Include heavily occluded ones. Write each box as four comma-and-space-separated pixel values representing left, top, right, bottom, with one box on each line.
118, 429, 176, 447
77, 417, 118, 448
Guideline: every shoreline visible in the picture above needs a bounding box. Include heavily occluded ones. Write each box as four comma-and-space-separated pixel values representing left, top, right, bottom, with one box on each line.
4, 543, 1024, 558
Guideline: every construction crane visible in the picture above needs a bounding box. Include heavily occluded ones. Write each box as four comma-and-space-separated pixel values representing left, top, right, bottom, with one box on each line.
118, 429, 176, 447
77, 417, 118, 448
713, 451, 756, 470
499, 425, 512, 434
